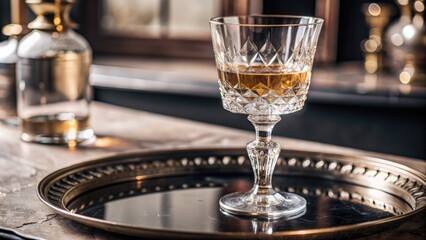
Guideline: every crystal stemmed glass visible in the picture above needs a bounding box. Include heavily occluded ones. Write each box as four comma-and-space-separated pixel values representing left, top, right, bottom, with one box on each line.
210, 15, 323, 219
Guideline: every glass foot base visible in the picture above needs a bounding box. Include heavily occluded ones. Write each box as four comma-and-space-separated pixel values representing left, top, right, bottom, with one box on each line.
21, 128, 95, 144
219, 191, 306, 219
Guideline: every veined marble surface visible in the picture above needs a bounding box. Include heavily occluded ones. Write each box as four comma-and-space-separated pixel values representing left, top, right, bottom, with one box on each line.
0, 102, 424, 239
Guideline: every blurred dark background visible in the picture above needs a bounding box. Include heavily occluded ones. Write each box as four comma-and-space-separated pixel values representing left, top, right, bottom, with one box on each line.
1, 0, 425, 159
1, 0, 401, 62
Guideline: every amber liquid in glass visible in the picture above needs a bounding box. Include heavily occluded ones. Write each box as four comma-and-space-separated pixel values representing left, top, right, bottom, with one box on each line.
21, 115, 90, 137
217, 66, 311, 98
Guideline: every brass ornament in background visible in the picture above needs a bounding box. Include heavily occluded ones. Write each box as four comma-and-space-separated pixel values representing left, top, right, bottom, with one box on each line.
361, 3, 392, 74
385, 0, 425, 85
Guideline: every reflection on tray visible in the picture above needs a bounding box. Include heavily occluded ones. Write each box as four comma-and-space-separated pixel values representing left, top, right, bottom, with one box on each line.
66, 174, 396, 233
39, 149, 426, 238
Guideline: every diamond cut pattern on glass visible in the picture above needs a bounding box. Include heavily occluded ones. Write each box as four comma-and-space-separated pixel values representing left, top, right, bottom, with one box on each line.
239, 39, 258, 67
212, 18, 321, 115
218, 79, 311, 115
259, 38, 278, 68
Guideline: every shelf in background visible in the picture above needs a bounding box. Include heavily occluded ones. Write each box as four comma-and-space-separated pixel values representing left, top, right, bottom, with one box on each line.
91, 58, 426, 109
91, 58, 426, 159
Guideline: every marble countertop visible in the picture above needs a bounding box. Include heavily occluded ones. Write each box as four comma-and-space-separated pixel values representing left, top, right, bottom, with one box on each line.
0, 102, 424, 239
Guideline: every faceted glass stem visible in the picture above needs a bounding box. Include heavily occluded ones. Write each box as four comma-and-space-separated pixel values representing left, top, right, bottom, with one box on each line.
247, 114, 281, 196
219, 114, 306, 219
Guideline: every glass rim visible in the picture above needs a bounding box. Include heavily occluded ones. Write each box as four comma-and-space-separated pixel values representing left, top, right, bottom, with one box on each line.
209, 14, 324, 27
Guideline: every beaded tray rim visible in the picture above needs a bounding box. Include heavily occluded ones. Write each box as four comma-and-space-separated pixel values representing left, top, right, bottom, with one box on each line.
37, 147, 426, 239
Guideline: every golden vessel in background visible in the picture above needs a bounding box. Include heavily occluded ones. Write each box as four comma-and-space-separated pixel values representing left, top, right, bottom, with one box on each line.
0, 0, 27, 122
17, 0, 93, 145
385, 0, 425, 85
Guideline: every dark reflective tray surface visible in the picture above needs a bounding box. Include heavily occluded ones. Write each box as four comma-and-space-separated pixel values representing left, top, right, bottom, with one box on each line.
38, 148, 426, 239
71, 175, 394, 234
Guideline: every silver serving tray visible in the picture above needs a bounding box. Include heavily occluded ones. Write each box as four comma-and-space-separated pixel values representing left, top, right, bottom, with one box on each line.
37, 148, 426, 239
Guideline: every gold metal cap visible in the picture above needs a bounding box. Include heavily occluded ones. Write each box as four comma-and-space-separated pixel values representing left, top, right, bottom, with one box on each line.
26, 0, 78, 31
26, 0, 75, 4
